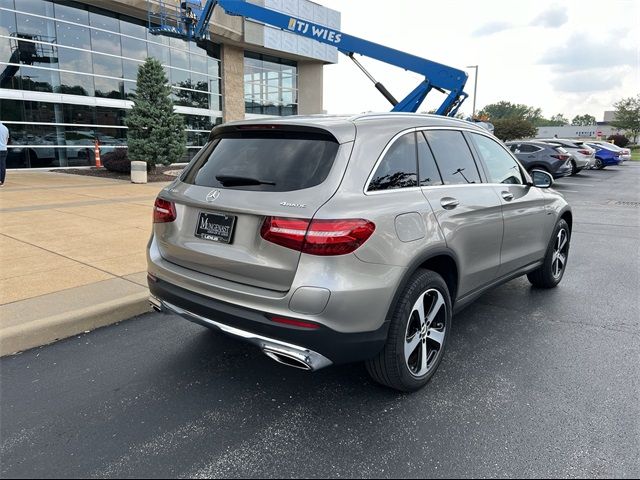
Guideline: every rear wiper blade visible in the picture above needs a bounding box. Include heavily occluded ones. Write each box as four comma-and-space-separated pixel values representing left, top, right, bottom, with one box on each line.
215, 175, 276, 186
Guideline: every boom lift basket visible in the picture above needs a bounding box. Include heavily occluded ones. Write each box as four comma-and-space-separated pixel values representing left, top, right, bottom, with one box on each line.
147, 0, 205, 40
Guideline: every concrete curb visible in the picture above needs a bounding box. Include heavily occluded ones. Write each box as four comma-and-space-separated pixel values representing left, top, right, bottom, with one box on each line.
0, 292, 151, 357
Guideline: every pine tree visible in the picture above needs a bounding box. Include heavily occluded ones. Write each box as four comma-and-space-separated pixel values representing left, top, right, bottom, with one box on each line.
126, 58, 186, 170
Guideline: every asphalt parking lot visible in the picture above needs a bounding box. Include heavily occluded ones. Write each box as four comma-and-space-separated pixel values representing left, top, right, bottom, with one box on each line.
2, 164, 639, 479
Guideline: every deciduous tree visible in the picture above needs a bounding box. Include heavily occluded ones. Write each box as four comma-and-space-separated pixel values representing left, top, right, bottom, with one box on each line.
550, 114, 569, 126
610, 95, 640, 143
493, 118, 538, 142
571, 114, 596, 126
478, 101, 543, 125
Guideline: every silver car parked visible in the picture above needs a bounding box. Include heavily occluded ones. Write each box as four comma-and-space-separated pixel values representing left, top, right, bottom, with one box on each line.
148, 114, 572, 392
538, 138, 595, 174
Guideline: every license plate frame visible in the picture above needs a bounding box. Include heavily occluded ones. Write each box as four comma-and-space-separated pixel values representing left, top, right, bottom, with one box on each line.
195, 211, 237, 244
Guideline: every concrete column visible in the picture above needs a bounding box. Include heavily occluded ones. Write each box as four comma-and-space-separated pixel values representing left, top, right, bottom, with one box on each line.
297, 62, 324, 115
221, 44, 246, 123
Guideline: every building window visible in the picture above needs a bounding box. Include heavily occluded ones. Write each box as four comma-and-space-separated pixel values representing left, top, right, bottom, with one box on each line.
0, 0, 223, 168
0, 101, 217, 168
244, 52, 297, 116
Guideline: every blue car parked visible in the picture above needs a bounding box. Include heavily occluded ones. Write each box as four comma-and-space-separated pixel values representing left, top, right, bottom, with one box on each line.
585, 143, 622, 170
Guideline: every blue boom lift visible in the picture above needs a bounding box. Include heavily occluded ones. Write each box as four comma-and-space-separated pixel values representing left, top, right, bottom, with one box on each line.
147, 0, 468, 116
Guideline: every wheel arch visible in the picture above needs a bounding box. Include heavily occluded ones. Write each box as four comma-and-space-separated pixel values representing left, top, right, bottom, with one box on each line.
560, 209, 573, 233
386, 249, 460, 323
527, 163, 551, 173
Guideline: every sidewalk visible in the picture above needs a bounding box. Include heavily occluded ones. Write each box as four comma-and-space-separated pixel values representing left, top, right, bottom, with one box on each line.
0, 171, 169, 356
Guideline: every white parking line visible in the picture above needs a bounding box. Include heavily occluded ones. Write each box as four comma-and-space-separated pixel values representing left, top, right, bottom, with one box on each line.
556, 182, 595, 187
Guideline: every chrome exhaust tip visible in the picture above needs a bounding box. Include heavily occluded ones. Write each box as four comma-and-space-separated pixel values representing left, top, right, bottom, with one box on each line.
149, 295, 163, 313
263, 348, 313, 371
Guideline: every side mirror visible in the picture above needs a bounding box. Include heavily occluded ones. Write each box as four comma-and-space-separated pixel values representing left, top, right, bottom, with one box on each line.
531, 169, 554, 188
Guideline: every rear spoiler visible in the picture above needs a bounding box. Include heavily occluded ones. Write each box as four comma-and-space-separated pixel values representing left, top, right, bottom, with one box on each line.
210, 124, 339, 143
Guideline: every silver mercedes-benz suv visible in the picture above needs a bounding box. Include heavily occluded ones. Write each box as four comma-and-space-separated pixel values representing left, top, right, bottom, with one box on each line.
148, 113, 572, 392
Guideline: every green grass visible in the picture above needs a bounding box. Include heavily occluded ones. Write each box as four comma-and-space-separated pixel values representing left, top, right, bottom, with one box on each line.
632, 151, 640, 162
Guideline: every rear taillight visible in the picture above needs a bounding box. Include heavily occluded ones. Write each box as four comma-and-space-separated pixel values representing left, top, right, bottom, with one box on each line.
578, 149, 592, 155
153, 198, 176, 223
260, 217, 310, 251
305, 219, 376, 255
260, 217, 376, 256
551, 154, 570, 161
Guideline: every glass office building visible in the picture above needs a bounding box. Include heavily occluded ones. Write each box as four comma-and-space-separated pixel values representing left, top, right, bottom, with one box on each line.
0, 0, 224, 168
0, 0, 336, 169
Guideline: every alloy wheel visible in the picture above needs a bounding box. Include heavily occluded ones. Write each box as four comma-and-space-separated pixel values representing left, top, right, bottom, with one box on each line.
552, 228, 569, 279
404, 289, 447, 377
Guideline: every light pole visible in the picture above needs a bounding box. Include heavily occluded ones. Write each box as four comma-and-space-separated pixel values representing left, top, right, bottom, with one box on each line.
466, 65, 478, 118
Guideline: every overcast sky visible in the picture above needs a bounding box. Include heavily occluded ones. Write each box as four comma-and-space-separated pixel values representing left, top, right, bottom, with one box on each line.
316, 0, 639, 121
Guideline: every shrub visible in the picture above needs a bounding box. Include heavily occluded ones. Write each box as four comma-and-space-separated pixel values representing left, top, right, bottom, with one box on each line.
102, 148, 131, 173
607, 134, 630, 148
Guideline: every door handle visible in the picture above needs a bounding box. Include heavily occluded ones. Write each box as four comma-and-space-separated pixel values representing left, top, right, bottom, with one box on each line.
501, 192, 514, 201
440, 197, 459, 210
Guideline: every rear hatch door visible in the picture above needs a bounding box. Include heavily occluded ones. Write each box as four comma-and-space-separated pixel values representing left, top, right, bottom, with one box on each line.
156, 124, 354, 292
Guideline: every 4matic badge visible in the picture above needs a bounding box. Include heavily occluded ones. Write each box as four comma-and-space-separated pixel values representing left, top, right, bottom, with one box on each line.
280, 202, 307, 209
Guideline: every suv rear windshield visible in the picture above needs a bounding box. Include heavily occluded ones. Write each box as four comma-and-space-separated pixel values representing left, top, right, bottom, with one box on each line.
182, 132, 340, 192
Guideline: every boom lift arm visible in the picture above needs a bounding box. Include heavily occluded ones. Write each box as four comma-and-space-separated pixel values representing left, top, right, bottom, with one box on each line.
155, 0, 469, 116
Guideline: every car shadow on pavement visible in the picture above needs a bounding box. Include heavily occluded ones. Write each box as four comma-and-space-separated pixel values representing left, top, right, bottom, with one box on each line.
153, 319, 394, 395
145, 296, 506, 404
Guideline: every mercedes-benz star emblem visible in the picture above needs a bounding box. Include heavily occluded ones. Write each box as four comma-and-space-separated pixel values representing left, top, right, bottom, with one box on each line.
206, 190, 221, 202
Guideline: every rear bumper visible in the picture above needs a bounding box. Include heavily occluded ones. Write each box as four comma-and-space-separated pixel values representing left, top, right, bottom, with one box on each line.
551, 161, 572, 179
574, 156, 591, 169
600, 156, 622, 166
151, 296, 333, 371
148, 277, 388, 367
147, 234, 402, 335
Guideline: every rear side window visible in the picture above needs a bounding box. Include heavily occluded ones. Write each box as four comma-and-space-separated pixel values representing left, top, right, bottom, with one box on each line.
182, 134, 339, 192
519, 144, 540, 153
423, 130, 482, 185
368, 133, 418, 191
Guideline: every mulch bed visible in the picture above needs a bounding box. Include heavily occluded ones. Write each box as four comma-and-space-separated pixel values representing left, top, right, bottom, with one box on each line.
52, 166, 183, 183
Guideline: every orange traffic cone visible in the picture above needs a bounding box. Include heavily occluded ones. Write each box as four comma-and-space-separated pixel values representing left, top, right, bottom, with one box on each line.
94, 139, 102, 168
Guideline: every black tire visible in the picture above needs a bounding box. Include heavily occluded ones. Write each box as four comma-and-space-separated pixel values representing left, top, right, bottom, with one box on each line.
569, 161, 578, 176
366, 269, 452, 392
527, 219, 571, 288
595, 158, 605, 170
